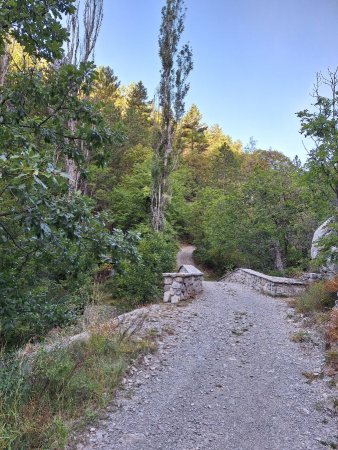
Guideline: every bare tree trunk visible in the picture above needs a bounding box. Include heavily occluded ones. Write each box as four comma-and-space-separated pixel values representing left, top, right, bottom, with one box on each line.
63, 0, 103, 192
66, 157, 80, 191
274, 241, 284, 271
151, 123, 173, 232
66, 119, 80, 192
0, 41, 11, 87
151, 173, 165, 232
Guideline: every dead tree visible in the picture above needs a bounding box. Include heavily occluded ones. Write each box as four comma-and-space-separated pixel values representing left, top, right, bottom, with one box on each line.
0, 41, 10, 86
65, 0, 103, 66
64, 0, 103, 191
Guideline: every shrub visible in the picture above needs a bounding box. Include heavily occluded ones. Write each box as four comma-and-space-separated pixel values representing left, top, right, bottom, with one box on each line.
326, 309, 338, 344
0, 228, 140, 349
291, 331, 312, 343
109, 229, 177, 310
324, 277, 338, 294
0, 277, 91, 349
295, 282, 336, 314
325, 349, 338, 371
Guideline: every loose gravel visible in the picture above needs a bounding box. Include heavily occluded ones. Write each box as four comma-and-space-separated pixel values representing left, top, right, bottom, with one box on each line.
71, 281, 337, 450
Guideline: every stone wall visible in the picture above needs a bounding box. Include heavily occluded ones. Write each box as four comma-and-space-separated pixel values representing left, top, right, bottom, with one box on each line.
163, 267, 203, 304
228, 268, 308, 297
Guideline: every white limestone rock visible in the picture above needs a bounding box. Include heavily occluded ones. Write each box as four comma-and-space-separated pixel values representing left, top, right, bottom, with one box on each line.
311, 218, 337, 276
311, 218, 333, 259
163, 291, 171, 303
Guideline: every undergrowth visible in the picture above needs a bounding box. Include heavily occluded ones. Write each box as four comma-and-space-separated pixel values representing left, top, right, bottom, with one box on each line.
0, 325, 156, 449
294, 281, 336, 314
294, 280, 338, 382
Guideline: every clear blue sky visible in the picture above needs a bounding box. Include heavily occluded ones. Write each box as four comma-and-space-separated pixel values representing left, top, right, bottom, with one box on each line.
94, 0, 338, 161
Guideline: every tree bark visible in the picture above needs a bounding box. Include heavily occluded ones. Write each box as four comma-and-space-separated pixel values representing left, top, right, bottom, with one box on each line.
0, 41, 10, 87
273, 241, 284, 271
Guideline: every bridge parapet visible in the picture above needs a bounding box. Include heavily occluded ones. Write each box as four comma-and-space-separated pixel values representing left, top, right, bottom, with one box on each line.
228, 268, 310, 297
163, 265, 203, 304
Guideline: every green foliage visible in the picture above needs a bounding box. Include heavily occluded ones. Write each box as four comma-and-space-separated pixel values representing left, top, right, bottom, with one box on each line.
167, 166, 195, 239
295, 282, 336, 314
158, 0, 193, 123
186, 149, 327, 275
0, 222, 140, 347
314, 217, 338, 267
0, 0, 76, 60
109, 228, 178, 309
109, 152, 153, 229
0, 329, 155, 449
297, 69, 338, 204
0, 3, 135, 348
0, 58, 137, 347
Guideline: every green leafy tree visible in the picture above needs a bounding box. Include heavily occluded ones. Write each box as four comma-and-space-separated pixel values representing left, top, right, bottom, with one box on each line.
297, 68, 338, 206
0, 1, 136, 347
190, 150, 322, 274
0, 0, 75, 61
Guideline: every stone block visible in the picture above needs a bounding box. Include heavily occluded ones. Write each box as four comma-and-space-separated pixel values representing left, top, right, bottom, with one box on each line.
163, 291, 171, 302
171, 295, 180, 304
172, 281, 182, 289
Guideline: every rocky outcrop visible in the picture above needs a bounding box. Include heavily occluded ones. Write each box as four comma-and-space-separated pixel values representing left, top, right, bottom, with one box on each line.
163, 265, 203, 304
311, 218, 333, 259
311, 218, 337, 277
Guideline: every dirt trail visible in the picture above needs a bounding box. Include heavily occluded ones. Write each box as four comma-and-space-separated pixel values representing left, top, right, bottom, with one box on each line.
176, 244, 196, 268
74, 281, 337, 450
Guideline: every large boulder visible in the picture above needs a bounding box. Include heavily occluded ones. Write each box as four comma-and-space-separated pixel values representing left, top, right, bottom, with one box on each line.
311, 218, 337, 277
311, 218, 333, 259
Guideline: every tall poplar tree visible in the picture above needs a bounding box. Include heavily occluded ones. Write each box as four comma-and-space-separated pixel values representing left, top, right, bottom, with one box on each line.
151, 0, 193, 232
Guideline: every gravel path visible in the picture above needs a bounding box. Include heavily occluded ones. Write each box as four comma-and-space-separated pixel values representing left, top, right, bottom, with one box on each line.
74, 281, 337, 450
176, 244, 196, 268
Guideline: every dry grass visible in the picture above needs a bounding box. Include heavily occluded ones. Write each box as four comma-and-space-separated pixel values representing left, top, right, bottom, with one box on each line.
326, 349, 338, 372
326, 309, 338, 345
324, 277, 338, 294
290, 331, 312, 343
302, 371, 323, 383
294, 282, 336, 314
0, 320, 156, 450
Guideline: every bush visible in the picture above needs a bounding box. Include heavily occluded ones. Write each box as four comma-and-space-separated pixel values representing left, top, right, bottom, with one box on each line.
0, 277, 91, 349
108, 229, 177, 310
326, 309, 338, 344
325, 349, 338, 371
0, 226, 140, 349
295, 282, 336, 314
